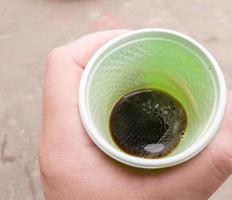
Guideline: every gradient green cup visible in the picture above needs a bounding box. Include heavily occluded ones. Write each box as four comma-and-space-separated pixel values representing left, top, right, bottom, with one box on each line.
79, 29, 226, 168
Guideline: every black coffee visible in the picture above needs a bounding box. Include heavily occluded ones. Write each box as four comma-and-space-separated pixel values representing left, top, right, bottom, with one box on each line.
109, 89, 187, 158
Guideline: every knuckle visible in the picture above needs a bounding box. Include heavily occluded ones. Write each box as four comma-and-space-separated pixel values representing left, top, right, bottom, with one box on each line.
46, 46, 68, 67
210, 143, 232, 179
39, 153, 61, 179
222, 145, 232, 170
39, 138, 70, 178
39, 143, 50, 175
39, 141, 59, 177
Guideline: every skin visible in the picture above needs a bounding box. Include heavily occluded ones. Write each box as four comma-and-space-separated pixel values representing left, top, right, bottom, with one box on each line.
40, 30, 232, 200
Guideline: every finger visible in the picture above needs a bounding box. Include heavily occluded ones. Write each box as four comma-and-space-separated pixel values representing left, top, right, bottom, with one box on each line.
208, 90, 232, 171
66, 29, 129, 68
43, 29, 129, 122
42, 30, 129, 146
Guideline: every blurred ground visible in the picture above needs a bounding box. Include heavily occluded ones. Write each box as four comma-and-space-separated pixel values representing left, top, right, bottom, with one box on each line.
0, 0, 231, 199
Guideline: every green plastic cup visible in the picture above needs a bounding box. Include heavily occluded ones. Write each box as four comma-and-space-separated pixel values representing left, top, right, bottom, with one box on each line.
79, 29, 226, 168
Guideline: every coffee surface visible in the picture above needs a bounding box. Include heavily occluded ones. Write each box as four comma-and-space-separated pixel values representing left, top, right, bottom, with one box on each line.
109, 89, 187, 158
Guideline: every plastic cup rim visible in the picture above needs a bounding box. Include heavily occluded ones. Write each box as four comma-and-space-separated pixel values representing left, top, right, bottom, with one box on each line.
79, 28, 227, 169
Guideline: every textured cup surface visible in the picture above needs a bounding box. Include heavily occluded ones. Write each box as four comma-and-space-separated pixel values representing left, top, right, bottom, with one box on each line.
79, 29, 226, 168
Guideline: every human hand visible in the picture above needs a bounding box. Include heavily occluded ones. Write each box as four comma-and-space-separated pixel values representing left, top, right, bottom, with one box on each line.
40, 30, 232, 200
